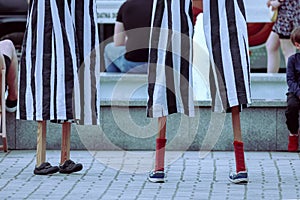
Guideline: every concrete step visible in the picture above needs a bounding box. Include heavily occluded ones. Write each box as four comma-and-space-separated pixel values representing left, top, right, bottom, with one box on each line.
4, 73, 290, 151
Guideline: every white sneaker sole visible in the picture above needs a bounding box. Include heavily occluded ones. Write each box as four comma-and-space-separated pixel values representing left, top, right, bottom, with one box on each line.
6, 106, 17, 113
228, 177, 248, 184
148, 177, 165, 183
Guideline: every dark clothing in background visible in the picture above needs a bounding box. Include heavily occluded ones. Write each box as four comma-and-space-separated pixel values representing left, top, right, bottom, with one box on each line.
116, 0, 153, 62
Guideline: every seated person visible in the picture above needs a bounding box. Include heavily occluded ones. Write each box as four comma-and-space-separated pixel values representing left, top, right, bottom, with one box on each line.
0, 39, 18, 112
104, 0, 153, 73
285, 27, 300, 152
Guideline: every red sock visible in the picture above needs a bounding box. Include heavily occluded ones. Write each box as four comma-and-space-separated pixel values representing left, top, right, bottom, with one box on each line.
233, 141, 246, 172
155, 138, 167, 171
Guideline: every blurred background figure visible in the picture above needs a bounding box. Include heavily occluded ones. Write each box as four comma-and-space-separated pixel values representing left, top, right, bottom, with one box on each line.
266, 0, 300, 73
0, 39, 18, 112
104, 0, 153, 73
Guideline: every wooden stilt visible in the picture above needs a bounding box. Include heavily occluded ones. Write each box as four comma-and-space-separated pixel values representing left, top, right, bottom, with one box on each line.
61, 122, 71, 165
0, 67, 7, 152
36, 121, 46, 167
1, 138, 7, 152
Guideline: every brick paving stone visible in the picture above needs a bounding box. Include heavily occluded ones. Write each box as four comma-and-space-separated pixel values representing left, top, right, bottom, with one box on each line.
0, 150, 300, 199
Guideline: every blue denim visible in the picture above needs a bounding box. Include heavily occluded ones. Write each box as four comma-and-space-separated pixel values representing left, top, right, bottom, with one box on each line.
106, 55, 147, 74
104, 42, 148, 74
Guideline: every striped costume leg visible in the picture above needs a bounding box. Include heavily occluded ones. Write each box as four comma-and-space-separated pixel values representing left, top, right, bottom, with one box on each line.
147, 0, 194, 118
203, 0, 250, 181
18, 0, 79, 121
148, 0, 194, 181
203, 0, 251, 113
70, 0, 101, 125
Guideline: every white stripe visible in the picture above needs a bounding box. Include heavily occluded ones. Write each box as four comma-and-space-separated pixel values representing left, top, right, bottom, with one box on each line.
218, 0, 238, 107
93, 0, 101, 124
35, 0, 45, 120
24, 3, 34, 120
235, 2, 251, 104
152, 3, 168, 117
203, 0, 225, 112
71, 0, 76, 22
50, 0, 66, 119
186, 0, 195, 117
50, 36, 55, 119
92, 0, 101, 77
69, 0, 81, 120
83, 0, 92, 123
171, 0, 183, 113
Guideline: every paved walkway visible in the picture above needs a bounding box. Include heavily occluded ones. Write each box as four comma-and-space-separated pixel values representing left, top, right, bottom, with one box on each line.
0, 150, 299, 200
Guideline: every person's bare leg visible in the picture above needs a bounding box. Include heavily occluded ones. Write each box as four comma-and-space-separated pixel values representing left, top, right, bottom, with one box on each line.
280, 39, 296, 66
0, 54, 7, 151
0, 54, 5, 102
155, 116, 167, 172
266, 32, 280, 73
0, 40, 18, 101
61, 122, 71, 165
231, 106, 246, 173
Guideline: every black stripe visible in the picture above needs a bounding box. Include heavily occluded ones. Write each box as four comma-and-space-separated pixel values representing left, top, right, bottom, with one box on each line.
210, 0, 229, 109
147, 0, 164, 117
30, 0, 38, 120
179, 0, 192, 116
74, 0, 85, 122
225, 0, 247, 105
58, 1, 74, 119
42, 0, 52, 119
89, 0, 97, 124
209, 63, 217, 111
164, 0, 177, 115
75, 0, 84, 64
19, 1, 33, 119
243, 37, 251, 100
78, 62, 85, 124
237, 0, 246, 20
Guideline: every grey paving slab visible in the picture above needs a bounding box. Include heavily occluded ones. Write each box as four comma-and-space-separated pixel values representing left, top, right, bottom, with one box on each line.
0, 150, 300, 199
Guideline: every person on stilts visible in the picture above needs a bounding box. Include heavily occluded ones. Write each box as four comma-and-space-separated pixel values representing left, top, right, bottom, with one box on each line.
202, 0, 251, 183
147, 0, 195, 183
18, 0, 99, 175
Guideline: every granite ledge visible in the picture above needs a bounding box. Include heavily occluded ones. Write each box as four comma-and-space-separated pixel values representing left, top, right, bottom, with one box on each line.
100, 72, 286, 82
100, 99, 286, 107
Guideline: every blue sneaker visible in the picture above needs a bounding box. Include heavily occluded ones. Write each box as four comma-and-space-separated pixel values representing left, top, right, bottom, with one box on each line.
228, 171, 248, 184
148, 170, 165, 183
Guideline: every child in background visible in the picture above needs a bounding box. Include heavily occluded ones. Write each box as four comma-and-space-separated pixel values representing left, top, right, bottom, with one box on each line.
285, 26, 300, 152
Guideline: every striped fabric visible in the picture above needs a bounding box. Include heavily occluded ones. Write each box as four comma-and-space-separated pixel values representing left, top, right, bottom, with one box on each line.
147, 0, 194, 118
70, 0, 101, 125
203, 0, 251, 113
18, 0, 100, 125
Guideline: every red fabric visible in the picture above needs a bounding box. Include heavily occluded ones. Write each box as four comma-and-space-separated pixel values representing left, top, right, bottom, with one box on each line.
233, 141, 246, 173
288, 135, 299, 152
155, 138, 167, 171
192, 7, 203, 25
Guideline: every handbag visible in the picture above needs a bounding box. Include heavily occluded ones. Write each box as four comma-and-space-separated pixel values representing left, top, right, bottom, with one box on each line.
268, 4, 278, 22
